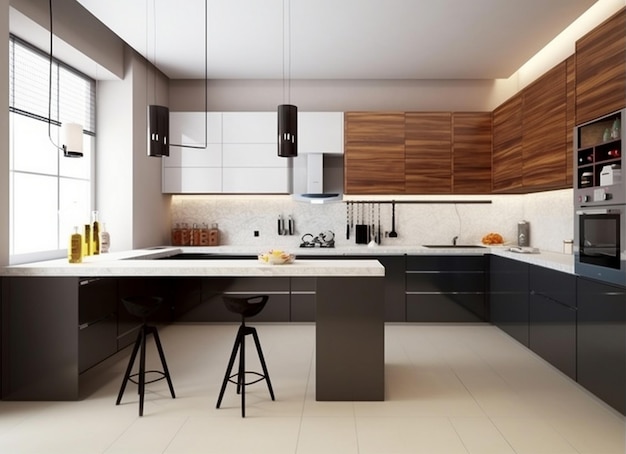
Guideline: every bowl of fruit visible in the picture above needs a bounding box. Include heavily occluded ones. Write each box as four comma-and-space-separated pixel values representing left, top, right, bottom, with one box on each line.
258, 249, 295, 265
481, 232, 505, 246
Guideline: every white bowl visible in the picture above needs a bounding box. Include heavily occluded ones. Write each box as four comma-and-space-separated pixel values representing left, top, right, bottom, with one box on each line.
258, 250, 295, 265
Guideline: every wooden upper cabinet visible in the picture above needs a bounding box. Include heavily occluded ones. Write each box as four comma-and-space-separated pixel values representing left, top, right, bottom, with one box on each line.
344, 112, 405, 194
522, 60, 567, 190
405, 112, 452, 193
345, 112, 405, 143
453, 113, 492, 194
576, 7, 626, 125
492, 93, 523, 192
566, 55, 576, 186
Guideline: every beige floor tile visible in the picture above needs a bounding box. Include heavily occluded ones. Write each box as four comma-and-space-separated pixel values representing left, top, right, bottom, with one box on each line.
0, 323, 622, 454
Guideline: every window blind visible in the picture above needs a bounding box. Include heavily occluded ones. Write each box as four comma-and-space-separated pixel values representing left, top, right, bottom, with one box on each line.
9, 35, 96, 134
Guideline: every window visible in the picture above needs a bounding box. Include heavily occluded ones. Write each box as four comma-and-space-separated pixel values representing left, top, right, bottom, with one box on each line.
9, 36, 96, 264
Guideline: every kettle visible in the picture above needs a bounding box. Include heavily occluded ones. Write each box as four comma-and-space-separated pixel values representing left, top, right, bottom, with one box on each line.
517, 221, 530, 247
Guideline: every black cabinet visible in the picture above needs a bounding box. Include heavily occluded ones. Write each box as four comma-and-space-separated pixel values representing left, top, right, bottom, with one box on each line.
176, 277, 291, 322
298, 254, 406, 322
290, 277, 316, 322
528, 265, 577, 379
577, 277, 626, 414
490, 255, 529, 346
406, 255, 487, 322
78, 278, 118, 373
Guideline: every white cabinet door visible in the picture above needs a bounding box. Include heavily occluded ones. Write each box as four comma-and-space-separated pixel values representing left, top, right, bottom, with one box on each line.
298, 112, 344, 154
169, 111, 222, 146
222, 167, 290, 193
222, 112, 277, 144
162, 167, 222, 193
222, 144, 287, 168
164, 144, 222, 168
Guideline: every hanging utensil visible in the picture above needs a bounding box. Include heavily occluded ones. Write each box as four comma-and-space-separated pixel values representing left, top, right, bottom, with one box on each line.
370, 203, 376, 241
389, 201, 398, 238
345, 207, 349, 240
355, 202, 369, 244
377, 203, 381, 244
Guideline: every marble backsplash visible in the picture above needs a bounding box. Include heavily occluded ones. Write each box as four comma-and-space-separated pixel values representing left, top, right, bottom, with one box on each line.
170, 189, 574, 253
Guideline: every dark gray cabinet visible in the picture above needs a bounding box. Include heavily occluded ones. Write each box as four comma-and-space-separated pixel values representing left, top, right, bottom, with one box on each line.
577, 277, 626, 414
528, 265, 577, 379
290, 277, 316, 322
174, 277, 291, 322
489, 255, 529, 346
78, 278, 118, 373
298, 254, 406, 322
406, 255, 487, 322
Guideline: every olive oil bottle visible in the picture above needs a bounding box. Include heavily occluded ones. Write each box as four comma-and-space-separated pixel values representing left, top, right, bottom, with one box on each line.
91, 211, 100, 255
68, 227, 83, 263
83, 224, 91, 256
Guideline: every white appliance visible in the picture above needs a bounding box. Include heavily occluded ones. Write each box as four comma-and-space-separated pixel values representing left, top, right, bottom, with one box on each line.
292, 153, 343, 204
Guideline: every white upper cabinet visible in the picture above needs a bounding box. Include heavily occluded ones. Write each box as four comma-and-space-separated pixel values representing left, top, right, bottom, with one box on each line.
163, 111, 340, 194
298, 112, 344, 154
163, 112, 222, 168
222, 112, 277, 144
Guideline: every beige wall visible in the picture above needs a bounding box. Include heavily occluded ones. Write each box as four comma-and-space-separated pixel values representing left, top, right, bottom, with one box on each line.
97, 48, 171, 251
9, 0, 124, 79
170, 78, 505, 112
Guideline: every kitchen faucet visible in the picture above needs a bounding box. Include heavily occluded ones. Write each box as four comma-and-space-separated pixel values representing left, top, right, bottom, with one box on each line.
452, 236, 458, 246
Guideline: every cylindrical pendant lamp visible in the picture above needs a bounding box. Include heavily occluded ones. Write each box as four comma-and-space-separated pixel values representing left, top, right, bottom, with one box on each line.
278, 104, 297, 157
62, 122, 84, 158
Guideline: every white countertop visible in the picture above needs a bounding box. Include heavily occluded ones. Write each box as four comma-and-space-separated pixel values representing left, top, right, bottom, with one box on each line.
172, 244, 575, 274
1, 244, 575, 277
0, 248, 385, 277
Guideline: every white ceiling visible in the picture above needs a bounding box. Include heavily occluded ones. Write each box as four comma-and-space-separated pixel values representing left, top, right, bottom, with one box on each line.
75, 0, 598, 80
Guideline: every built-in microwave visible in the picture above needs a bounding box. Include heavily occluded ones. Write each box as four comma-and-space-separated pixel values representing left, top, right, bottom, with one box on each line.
575, 205, 626, 286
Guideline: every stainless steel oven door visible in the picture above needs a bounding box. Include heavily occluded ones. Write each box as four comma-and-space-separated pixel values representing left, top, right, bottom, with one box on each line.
575, 206, 626, 286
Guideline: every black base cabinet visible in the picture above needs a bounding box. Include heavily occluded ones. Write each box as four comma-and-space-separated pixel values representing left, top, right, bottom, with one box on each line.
528, 266, 577, 380
78, 278, 118, 373
490, 255, 529, 346
577, 277, 626, 414
406, 255, 487, 322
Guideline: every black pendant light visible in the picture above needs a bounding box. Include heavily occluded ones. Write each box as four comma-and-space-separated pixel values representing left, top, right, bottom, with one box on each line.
278, 104, 297, 157
278, 0, 297, 157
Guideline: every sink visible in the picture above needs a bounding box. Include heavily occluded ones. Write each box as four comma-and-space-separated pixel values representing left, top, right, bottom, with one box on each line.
422, 244, 485, 248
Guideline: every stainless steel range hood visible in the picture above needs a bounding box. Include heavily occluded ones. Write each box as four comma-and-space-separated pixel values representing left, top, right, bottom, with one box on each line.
292, 153, 343, 204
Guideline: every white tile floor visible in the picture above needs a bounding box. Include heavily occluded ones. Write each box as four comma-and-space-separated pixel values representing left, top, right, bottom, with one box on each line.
0, 323, 624, 454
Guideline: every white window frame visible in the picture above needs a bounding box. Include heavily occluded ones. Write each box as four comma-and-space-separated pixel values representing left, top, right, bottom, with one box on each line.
8, 35, 96, 265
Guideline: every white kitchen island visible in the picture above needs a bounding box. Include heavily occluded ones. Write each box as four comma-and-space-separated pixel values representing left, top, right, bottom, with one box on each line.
1, 250, 385, 402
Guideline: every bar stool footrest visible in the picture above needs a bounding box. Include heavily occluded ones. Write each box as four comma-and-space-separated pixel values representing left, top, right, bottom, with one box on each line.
228, 371, 271, 388
128, 370, 170, 386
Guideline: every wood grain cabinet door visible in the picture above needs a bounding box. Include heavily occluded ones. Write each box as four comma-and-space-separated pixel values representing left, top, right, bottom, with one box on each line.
452, 112, 492, 194
576, 7, 626, 125
522, 61, 568, 190
492, 94, 523, 192
344, 112, 405, 194
405, 112, 452, 194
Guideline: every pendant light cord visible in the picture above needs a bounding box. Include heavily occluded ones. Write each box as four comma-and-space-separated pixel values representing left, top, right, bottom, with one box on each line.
282, 0, 291, 104
169, 0, 208, 149
47, 0, 63, 151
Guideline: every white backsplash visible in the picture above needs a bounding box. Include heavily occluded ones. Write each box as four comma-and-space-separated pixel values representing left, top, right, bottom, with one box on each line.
170, 189, 573, 253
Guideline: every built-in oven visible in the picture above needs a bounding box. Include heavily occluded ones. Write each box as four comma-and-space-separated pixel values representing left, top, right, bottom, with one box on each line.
575, 205, 626, 286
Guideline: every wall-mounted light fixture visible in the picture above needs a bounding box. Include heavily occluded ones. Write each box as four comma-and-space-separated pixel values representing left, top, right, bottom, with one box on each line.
47, 0, 84, 158
277, 0, 297, 157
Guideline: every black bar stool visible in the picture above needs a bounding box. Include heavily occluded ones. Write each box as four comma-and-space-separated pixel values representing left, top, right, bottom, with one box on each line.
116, 296, 176, 416
216, 295, 275, 417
